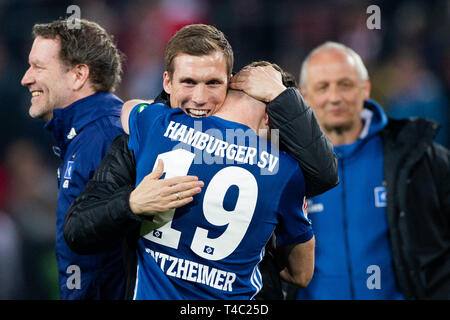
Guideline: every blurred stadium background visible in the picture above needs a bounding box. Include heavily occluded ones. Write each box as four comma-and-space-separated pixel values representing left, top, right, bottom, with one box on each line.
0, 0, 448, 299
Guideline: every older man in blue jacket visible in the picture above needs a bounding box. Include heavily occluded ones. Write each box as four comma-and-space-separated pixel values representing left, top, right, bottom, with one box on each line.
21, 19, 125, 299
296, 42, 450, 300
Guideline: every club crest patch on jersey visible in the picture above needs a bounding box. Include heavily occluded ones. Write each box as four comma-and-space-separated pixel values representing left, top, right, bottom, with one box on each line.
203, 246, 215, 255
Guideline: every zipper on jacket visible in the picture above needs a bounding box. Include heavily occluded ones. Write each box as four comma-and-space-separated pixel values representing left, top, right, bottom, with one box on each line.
340, 159, 355, 299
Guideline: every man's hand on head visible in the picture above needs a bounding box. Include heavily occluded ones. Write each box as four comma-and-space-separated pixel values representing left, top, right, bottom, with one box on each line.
229, 66, 286, 103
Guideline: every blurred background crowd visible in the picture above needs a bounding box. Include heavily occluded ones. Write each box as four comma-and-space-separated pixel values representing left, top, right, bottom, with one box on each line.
0, 0, 448, 299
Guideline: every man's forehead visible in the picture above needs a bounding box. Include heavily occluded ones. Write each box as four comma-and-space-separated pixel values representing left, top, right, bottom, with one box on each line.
175, 51, 226, 63
172, 52, 228, 76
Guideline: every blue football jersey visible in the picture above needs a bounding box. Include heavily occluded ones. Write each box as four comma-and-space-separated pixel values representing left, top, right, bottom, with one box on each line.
128, 103, 313, 300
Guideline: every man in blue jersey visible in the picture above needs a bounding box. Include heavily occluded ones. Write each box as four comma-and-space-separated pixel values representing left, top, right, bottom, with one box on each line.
21, 18, 126, 299
64, 24, 335, 300
121, 62, 315, 299
295, 42, 450, 299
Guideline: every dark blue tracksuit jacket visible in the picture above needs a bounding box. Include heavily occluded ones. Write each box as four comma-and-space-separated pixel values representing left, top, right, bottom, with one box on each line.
297, 100, 404, 300
45, 92, 125, 299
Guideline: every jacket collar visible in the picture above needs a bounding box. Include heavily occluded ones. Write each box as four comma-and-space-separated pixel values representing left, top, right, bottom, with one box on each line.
44, 92, 123, 157
359, 99, 388, 139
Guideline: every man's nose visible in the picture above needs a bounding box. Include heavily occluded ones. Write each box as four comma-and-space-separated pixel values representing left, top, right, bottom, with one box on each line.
191, 84, 207, 106
21, 67, 34, 87
328, 84, 342, 104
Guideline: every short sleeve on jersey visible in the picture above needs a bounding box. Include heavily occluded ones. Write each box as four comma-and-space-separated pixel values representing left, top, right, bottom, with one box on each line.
275, 166, 313, 246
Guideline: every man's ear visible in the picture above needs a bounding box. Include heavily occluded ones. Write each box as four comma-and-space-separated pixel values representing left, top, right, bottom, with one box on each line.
71, 64, 90, 91
163, 71, 172, 94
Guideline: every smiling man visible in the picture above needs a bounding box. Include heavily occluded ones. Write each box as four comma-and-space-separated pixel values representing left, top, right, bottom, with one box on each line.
21, 18, 127, 300
160, 24, 232, 120
163, 53, 228, 118
299, 42, 370, 146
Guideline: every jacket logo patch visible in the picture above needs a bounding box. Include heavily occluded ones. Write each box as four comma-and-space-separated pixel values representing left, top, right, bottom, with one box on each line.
64, 161, 74, 180
374, 186, 387, 207
302, 196, 308, 216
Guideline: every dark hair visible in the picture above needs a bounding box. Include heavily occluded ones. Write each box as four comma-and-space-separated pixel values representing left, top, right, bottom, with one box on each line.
244, 60, 297, 88
32, 18, 123, 93
165, 24, 233, 78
